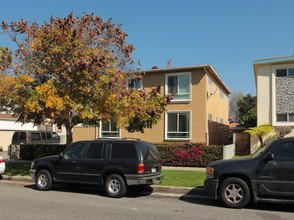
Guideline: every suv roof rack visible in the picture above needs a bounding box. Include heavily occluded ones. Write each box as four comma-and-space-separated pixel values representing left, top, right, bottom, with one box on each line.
121, 137, 141, 141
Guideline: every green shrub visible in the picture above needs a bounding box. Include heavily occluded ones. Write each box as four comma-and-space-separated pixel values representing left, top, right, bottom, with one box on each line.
154, 143, 223, 167
20, 144, 67, 160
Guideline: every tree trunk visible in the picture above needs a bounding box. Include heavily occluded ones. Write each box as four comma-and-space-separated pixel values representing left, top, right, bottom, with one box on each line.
65, 123, 73, 147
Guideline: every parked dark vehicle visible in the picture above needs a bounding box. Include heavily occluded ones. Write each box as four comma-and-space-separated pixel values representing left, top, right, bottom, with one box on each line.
30, 138, 163, 198
205, 137, 294, 208
12, 131, 60, 145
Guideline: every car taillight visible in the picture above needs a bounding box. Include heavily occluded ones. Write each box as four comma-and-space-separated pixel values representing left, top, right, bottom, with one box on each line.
137, 163, 144, 174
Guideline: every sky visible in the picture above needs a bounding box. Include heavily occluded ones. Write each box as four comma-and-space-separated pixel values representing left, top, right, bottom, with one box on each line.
1, 0, 294, 96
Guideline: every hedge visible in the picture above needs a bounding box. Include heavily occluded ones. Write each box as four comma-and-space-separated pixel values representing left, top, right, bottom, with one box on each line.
154, 143, 223, 167
19, 142, 223, 167
20, 144, 67, 160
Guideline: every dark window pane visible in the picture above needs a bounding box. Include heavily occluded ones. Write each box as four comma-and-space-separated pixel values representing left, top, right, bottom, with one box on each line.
111, 143, 137, 159
167, 113, 177, 132
168, 76, 178, 94
86, 143, 104, 159
277, 114, 287, 122
289, 68, 294, 77
290, 114, 294, 122
276, 69, 287, 77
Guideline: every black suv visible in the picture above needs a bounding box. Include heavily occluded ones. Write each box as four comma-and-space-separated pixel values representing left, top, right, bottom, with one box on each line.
205, 137, 294, 208
30, 138, 163, 198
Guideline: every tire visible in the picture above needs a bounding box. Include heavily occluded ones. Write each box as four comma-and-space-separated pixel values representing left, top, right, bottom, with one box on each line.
105, 174, 126, 198
219, 177, 250, 208
35, 169, 53, 191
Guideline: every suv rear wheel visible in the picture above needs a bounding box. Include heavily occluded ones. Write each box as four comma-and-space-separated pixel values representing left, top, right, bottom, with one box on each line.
105, 174, 126, 198
36, 169, 52, 191
219, 177, 250, 208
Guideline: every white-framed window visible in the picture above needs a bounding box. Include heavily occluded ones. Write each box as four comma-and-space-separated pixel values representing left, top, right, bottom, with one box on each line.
277, 114, 294, 122
208, 114, 213, 122
165, 72, 191, 102
216, 116, 219, 123
276, 68, 294, 77
99, 121, 120, 138
220, 118, 224, 127
165, 111, 191, 140
128, 78, 142, 90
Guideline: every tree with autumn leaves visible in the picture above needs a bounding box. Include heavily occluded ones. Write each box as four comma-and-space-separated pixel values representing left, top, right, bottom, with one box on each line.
0, 12, 170, 146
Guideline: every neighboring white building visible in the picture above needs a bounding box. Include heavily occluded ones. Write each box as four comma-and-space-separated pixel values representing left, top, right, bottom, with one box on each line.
0, 112, 66, 151
253, 55, 294, 127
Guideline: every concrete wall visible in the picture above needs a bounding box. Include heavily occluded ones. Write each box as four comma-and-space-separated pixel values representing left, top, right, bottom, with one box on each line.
223, 144, 235, 160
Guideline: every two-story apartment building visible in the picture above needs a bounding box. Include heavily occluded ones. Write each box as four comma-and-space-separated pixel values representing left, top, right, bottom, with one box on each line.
253, 55, 294, 129
73, 64, 231, 145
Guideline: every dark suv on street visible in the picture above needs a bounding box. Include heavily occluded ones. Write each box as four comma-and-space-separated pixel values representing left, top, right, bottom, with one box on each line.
205, 137, 294, 208
30, 138, 163, 198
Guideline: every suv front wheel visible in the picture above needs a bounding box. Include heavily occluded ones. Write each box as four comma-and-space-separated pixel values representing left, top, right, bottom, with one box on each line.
219, 177, 250, 208
36, 169, 53, 191
105, 174, 126, 198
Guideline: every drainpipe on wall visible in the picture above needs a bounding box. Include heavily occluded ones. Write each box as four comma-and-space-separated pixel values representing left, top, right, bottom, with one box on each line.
204, 66, 209, 145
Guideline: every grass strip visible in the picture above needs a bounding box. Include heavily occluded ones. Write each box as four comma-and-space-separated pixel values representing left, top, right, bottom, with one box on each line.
159, 170, 206, 188
4, 162, 31, 176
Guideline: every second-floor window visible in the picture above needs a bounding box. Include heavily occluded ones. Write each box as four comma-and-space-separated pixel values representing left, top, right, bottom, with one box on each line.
128, 78, 142, 89
276, 68, 294, 77
165, 72, 191, 102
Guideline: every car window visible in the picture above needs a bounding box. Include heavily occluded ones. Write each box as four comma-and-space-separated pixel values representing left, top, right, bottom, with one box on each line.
46, 132, 52, 139
64, 142, 88, 159
139, 142, 160, 160
111, 142, 137, 160
12, 132, 19, 140
271, 141, 294, 161
86, 143, 104, 159
19, 132, 26, 140
41, 132, 46, 140
52, 132, 60, 140
31, 133, 41, 141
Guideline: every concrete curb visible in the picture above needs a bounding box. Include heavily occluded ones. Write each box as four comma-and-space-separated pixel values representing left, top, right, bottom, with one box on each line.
1, 175, 209, 199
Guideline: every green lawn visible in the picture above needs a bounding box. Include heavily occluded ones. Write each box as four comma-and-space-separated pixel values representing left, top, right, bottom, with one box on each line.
4, 162, 206, 188
4, 162, 31, 176
159, 170, 206, 188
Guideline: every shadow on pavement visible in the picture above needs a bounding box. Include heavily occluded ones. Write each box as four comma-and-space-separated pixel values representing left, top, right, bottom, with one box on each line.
25, 183, 153, 198
179, 187, 294, 213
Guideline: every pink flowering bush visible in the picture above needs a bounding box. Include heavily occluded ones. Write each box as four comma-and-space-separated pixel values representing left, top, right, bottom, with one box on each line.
155, 143, 223, 167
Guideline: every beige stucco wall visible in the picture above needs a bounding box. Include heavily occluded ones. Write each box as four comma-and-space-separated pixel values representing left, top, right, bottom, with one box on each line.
256, 64, 272, 126
121, 68, 207, 143
73, 127, 99, 143
0, 131, 14, 151
72, 67, 230, 144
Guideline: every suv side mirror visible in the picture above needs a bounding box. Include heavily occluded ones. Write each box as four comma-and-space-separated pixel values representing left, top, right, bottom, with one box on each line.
59, 152, 64, 158
264, 153, 274, 163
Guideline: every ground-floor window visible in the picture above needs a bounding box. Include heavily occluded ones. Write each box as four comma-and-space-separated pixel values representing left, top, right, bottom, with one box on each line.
165, 111, 191, 140
277, 114, 294, 122
99, 121, 120, 138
